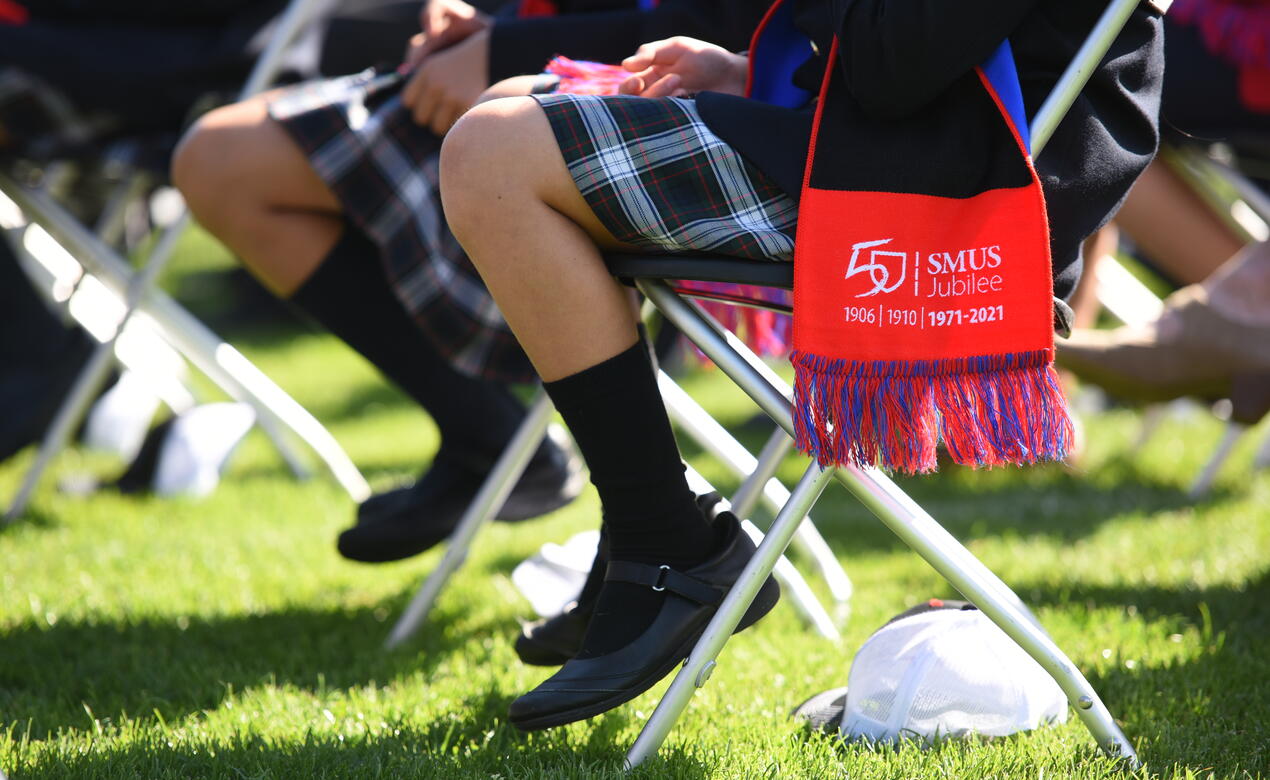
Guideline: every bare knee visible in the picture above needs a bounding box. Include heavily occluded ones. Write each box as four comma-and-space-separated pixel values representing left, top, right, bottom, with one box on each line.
171, 103, 256, 225
440, 97, 547, 243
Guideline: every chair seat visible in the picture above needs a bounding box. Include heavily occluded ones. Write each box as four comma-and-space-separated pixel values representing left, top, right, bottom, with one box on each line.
605, 253, 794, 290
606, 252, 1074, 334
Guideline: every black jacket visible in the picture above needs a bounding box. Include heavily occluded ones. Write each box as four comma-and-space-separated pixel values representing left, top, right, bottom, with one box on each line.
697, 0, 1164, 300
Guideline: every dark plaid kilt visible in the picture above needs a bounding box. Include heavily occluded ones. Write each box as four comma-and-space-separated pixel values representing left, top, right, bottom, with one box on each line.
270, 80, 796, 382
269, 70, 536, 383
533, 93, 798, 262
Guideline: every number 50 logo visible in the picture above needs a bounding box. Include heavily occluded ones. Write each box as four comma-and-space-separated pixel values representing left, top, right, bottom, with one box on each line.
845, 238, 906, 298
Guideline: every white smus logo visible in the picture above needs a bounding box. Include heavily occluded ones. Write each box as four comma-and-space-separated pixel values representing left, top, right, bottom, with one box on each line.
844, 238, 906, 298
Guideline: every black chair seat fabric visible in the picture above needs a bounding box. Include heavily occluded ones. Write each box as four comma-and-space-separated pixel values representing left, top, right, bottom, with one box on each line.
604, 254, 794, 290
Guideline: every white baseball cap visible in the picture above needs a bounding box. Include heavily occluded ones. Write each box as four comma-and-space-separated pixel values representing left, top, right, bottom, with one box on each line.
795, 600, 1068, 744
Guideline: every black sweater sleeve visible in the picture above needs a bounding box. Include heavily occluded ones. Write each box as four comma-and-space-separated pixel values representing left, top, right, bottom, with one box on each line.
488, 0, 768, 82
832, 0, 1041, 119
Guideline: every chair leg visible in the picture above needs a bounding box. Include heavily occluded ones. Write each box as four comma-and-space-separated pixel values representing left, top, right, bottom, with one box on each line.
829, 462, 1138, 766
636, 279, 1138, 768
383, 391, 554, 650
681, 463, 839, 641
1256, 426, 1270, 471
1133, 405, 1167, 452
659, 373, 853, 605
6, 198, 202, 520
747, 431, 853, 606
1190, 422, 1245, 499
1, 176, 370, 504
626, 462, 835, 769
724, 425, 788, 518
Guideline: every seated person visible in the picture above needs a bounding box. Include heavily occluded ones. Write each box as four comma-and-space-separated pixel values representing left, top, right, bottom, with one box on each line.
1057, 0, 1270, 422
440, 0, 1162, 729
171, 0, 770, 564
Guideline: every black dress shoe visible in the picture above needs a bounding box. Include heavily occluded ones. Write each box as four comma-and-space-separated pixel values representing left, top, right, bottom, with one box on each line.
339, 428, 584, 564
512, 494, 771, 668
356, 424, 584, 524
507, 510, 780, 731
515, 599, 594, 667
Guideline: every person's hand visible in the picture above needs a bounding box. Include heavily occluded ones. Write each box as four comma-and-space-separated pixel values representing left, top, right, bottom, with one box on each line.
401, 27, 490, 135
618, 37, 748, 98
402, 0, 491, 69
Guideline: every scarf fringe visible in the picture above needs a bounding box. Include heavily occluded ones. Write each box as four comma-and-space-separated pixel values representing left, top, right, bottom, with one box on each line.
545, 57, 631, 95
791, 349, 1073, 473
678, 281, 793, 358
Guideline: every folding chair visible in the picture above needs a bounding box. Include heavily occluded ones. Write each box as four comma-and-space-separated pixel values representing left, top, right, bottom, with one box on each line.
384, 367, 854, 650
1, 0, 371, 523
598, 0, 1155, 767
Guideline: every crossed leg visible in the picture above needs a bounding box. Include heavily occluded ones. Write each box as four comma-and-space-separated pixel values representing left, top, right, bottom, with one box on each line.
171, 94, 343, 297
441, 96, 777, 731
173, 93, 578, 565
440, 96, 639, 381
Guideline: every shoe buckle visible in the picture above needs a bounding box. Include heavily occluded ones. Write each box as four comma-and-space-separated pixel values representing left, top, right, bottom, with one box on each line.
651, 565, 670, 592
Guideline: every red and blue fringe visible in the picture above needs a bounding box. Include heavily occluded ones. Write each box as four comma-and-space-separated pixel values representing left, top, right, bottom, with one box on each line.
791, 349, 1073, 473
677, 281, 793, 359
545, 57, 632, 95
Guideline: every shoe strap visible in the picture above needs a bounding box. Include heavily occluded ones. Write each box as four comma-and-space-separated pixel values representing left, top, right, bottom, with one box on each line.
604, 561, 722, 606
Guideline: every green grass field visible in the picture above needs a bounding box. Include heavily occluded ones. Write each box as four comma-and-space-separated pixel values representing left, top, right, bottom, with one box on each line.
1, 233, 1267, 779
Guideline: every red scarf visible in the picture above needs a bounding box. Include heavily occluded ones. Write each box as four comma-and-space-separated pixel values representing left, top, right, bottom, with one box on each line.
749, 0, 1073, 473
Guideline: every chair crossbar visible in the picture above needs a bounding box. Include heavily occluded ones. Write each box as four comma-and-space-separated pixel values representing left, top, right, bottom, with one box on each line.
669, 286, 793, 314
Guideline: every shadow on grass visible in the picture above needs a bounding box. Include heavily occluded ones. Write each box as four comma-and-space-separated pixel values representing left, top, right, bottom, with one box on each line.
0, 591, 508, 740
9, 716, 713, 779
0, 505, 59, 534
8, 681, 713, 779
1030, 570, 1270, 776
704, 445, 1213, 556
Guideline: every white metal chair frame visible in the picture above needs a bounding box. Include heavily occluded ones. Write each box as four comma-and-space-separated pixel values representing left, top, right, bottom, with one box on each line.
604, 0, 1155, 767
395, 0, 1152, 769
2, 0, 371, 523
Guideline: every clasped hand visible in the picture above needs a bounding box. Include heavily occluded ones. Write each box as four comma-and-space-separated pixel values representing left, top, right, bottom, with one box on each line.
405, 16, 749, 136
401, 0, 491, 135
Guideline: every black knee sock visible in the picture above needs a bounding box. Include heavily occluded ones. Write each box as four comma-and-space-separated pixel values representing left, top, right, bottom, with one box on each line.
289, 225, 525, 468
543, 338, 718, 656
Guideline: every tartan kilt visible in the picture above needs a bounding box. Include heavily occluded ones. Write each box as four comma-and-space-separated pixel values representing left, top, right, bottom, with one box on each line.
269, 69, 536, 384
532, 93, 798, 262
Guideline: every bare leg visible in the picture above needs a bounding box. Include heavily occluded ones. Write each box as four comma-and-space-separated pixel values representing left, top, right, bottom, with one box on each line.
171, 95, 343, 297
440, 96, 638, 381
1115, 158, 1244, 285
1070, 224, 1119, 329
